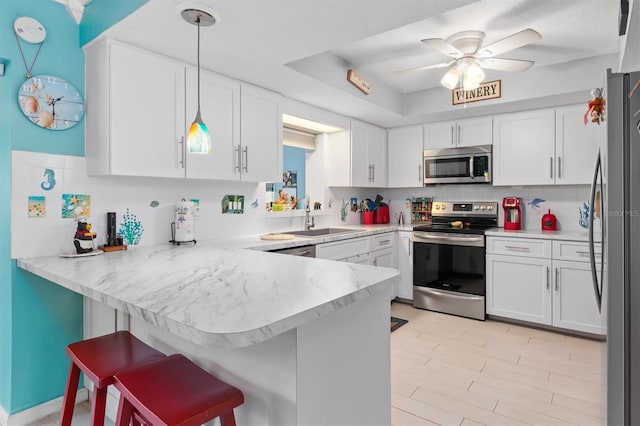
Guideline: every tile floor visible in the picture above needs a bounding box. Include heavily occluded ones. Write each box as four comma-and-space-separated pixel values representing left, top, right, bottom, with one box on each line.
390, 302, 604, 426
34, 303, 604, 426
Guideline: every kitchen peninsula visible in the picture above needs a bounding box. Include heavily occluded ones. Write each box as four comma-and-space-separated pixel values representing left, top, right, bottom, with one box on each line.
18, 241, 399, 425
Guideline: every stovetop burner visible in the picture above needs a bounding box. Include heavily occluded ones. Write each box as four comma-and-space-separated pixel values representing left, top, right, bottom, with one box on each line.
413, 201, 498, 234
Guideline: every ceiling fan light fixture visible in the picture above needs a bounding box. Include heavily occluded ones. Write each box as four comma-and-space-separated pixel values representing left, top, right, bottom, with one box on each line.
462, 61, 485, 90
440, 67, 460, 90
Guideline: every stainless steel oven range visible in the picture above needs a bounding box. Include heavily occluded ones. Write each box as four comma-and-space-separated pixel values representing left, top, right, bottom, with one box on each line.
412, 201, 498, 320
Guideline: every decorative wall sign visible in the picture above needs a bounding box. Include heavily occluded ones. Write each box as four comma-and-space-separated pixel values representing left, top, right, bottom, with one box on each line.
222, 195, 244, 214
18, 75, 84, 130
347, 69, 371, 95
28, 196, 46, 218
452, 80, 501, 105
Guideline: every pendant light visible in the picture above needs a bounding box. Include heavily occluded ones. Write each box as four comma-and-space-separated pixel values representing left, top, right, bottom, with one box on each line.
181, 7, 216, 154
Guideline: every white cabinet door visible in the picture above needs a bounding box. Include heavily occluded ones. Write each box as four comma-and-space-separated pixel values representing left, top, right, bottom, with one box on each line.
486, 254, 552, 325
240, 84, 282, 182
368, 125, 388, 187
106, 41, 186, 178
371, 247, 396, 300
350, 120, 370, 187
457, 117, 492, 147
552, 260, 605, 334
396, 231, 413, 300
493, 109, 556, 186
387, 126, 424, 187
555, 104, 604, 185
424, 121, 456, 149
185, 67, 240, 180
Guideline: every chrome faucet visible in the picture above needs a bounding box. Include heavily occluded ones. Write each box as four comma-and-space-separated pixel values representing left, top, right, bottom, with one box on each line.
305, 196, 315, 230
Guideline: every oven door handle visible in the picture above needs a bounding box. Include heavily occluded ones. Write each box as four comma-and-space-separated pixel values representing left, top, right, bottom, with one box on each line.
421, 288, 485, 302
413, 232, 484, 247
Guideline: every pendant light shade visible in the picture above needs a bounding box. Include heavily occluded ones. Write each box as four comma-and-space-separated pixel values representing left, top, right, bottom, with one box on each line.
462, 61, 485, 91
440, 67, 460, 90
181, 7, 216, 154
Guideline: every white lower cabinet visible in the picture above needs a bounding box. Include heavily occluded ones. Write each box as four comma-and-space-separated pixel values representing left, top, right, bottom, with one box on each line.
316, 232, 397, 299
486, 254, 552, 325
486, 236, 605, 335
396, 231, 413, 300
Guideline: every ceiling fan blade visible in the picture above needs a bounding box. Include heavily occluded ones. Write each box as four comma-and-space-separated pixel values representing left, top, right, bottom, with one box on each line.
394, 60, 455, 75
421, 38, 464, 58
476, 28, 541, 57
476, 57, 534, 72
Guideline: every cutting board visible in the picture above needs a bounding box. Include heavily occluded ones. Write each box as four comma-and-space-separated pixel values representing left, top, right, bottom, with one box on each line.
260, 233, 295, 240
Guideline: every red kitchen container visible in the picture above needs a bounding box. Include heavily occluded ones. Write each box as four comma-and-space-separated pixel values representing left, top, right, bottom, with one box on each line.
541, 209, 558, 231
361, 211, 374, 225
374, 206, 390, 224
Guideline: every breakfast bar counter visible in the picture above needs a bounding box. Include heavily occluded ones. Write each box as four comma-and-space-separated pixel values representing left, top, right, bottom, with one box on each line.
18, 242, 399, 425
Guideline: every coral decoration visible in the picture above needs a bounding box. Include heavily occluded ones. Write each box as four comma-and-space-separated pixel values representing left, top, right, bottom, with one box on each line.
585, 88, 605, 125
119, 208, 144, 246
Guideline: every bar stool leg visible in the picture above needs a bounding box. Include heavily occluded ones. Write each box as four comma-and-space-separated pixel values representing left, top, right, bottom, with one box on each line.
59, 361, 81, 426
90, 386, 107, 426
114, 394, 134, 426
220, 411, 237, 426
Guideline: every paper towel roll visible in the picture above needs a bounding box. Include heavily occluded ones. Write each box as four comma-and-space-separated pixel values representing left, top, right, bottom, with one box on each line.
174, 199, 195, 242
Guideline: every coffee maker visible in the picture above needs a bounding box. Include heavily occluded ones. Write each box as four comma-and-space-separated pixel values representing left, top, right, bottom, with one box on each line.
502, 197, 522, 230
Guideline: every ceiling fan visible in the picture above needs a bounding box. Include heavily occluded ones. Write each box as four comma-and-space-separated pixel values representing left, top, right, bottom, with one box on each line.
395, 28, 542, 90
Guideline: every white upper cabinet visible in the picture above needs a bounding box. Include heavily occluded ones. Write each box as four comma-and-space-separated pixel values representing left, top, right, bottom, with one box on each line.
86, 38, 186, 178
387, 126, 424, 188
424, 117, 492, 150
493, 105, 603, 186
185, 66, 240, 180
86, 38, 281, 182
493, 109, 556, 186
329, 120, 387, 187
555, 104, 604, 185
240, 84, 282, 182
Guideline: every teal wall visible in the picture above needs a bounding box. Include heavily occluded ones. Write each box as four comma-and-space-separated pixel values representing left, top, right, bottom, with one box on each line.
0, 0, 145, 415
80, 0, 149, 46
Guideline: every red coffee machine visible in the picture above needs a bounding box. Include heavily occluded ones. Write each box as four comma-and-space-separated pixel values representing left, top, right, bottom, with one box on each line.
502, 197, 522, 230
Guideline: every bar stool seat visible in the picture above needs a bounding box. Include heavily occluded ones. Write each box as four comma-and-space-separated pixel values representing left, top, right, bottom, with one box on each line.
113, 354, 244, 426
60, 330, 166, 426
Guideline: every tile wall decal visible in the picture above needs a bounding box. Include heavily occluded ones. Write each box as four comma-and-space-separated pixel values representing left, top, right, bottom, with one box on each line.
119, 208, 144, 246
61, 194, 90, 219
40, 168, 56, 191
28, 196, 46, 218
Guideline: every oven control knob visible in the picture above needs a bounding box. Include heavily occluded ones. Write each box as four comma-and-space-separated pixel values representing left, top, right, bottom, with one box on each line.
487, 205, 493, 210
481, 205, 486, 210
440, 205, 446, 211
474, 206, 480, 210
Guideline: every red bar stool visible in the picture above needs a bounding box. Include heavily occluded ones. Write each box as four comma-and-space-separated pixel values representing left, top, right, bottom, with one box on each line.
113, 353, 245, 426
60, 330, 166, 426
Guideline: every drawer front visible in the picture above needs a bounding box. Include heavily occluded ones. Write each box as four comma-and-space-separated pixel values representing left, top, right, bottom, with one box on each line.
487, 237, 551, 258
316, 237, 370, 261
553, 240, 602, 262
371, 232, 395, 251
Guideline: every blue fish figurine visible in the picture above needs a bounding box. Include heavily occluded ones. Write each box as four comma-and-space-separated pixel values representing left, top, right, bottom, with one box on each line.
527, 198, 545, 209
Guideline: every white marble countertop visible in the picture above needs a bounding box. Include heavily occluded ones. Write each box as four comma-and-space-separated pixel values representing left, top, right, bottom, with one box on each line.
17, 229, 400, 349
485, 227, 591, 242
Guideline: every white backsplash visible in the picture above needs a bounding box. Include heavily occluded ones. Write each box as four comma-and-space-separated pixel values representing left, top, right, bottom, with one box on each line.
12, 151, 592, 258
382, 184, 591, 234
11, 151, 364, 258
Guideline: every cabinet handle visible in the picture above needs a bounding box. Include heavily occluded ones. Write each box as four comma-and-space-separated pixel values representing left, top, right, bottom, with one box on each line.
418, 165, 422, 182
178, 136, 185, 168
235, 145, 241, 172
242, 146, 248, 173
555, 267, 559, 291
372, 164, 375, 182
576, 250, 598, 257
505, 245, 530, 252
550, 157, 553, 179
369, 164, 373, 182
379, 239, 391, 245
451, 126, 455, 145
557, 156, 562, 179
546, 266, 550, 290
374, 258, 378, 266
408, 239, 411, 256
457, 124, 461, 146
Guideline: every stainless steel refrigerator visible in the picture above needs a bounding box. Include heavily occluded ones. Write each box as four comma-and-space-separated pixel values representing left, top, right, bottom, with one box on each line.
594, 69, 640, 425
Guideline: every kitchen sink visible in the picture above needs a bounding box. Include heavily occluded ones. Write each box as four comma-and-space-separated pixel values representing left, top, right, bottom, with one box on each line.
287, 228, 363, 237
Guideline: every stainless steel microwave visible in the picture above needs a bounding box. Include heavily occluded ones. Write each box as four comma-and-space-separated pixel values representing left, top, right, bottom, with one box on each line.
423, 145, 492, 185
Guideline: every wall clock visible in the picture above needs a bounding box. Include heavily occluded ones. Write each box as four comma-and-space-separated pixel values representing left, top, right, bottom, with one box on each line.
17, 75, 84, 130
